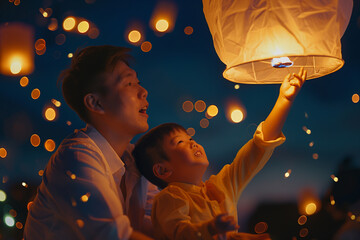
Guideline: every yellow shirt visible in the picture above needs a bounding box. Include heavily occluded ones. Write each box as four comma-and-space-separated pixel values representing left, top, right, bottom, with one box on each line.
152, 122, 286, 239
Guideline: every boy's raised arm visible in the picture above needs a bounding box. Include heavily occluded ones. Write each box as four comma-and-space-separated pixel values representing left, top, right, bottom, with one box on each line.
262, 67, 307, 141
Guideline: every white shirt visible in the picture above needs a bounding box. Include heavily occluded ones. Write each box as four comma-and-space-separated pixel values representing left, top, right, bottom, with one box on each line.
24, 125, 157, 240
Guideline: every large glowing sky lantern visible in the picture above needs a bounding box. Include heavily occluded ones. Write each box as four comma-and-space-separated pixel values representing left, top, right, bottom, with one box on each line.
203, 0, 353, 84
0, 23, 34, 76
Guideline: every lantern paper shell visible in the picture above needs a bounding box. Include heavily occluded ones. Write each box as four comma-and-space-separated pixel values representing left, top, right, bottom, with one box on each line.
0, 23, 34, 76
203, 0, 353, 84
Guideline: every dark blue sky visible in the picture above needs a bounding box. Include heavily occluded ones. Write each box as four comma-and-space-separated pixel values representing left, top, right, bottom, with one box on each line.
1, 0, 360, 226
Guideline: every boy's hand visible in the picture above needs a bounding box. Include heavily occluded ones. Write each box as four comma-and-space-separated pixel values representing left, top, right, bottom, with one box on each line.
208, 213, 239, 235
279, 67, 307, 102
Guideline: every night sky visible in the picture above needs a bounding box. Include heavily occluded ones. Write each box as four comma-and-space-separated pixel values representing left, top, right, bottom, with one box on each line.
1, 0, 360, 233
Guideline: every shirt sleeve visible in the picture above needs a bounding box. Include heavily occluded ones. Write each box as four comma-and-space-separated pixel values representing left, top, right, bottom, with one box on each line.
45, 141, 132, 240
210, 121, 286, 202
152, 187, 215, 240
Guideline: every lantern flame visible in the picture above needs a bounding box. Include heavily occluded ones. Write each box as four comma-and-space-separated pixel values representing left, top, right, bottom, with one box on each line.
271, 57, 293, 68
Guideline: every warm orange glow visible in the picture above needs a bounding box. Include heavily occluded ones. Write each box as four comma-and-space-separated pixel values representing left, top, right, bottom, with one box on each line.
200, 118, 209, 128
16, 222, 23, 229
330, 195, 335, 205
352, 93, 359, 103
306, 129, 311, 135
141, 41, 152, 52
35, 38, 46, 55
299, 228, 309, 238
195, 100, 206, 112
182, 101, 194, 112
22, 182, 28, 188
27, 201, 33, 211
38, 170, 44, 176
206, 105, 218, 117
31, 88, 41, 99
44, 139, 56, 152
156, 19, 169, 32
0, 23, 34, 76
331, 174, 339, 182
309, 141, 314, 147
231, 109, 244, 123
68, 53, 73, 58
254, 222, 268, 234
186, 128, 195, 137
63, 17, 76, 31
350, 214, 356, 220
88, 27, 100, 39
78, 21, 90, 33
45, 107, 56, 121
76, 219, 84, 228
128, 30, 141, 43
234, 84, 240, 89
305, 203, 317, 215
0, 148, 7, 158
20, 76, 29, 87
81, 193, 90, 202
51, 99, 61, 107
184, 26, 193, 35
30, 134, 41, 147
48, 18, 58, 31
312, 153, 319, 160
284, 169, 292, 178
298, 215, 307, 225
67, 170, 77, 180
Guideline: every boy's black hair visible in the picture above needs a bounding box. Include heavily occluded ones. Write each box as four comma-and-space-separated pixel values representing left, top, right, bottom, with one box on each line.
133, 123, 187, 189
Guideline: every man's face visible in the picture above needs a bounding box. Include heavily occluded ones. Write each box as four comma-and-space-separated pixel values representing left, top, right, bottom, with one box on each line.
162, 129, 209, 184
100, 61, 149, 137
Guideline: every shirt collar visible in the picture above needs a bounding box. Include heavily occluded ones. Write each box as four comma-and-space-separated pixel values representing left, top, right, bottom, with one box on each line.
83, 124, 124, 175
169, 181, 205, 193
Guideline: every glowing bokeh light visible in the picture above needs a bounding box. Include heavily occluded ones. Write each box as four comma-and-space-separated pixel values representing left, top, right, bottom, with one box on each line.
16, 222, 23, 229
330, 195, 335, 205
77, 219, 85, 228
128, 30, 141, 43
184, 26, 193, 35
299, 228, 309, 238
305, 203, 317, 215
51, 99, 61, 107
312, 153, 319, 160
350, 214, 356, 220
78, 21, 90, 33
155, 19, 169, 32
0, 190, 6, 201
63, 17, 76, 31
186, 128, 195, 137
44, 139, 56, 152
10, 57, 22, 74
298, 215, 307, 225
48, 18, 58, 31
254, 222, 268, 234
352, 93, 359, 103
234, 84, 240, 89
31, 88, 40, 99
30, 134, 41, 147
231, 109, 244, 123
331, 174, 339, 182
309, 141, 314, 147
88, 27, 100, 39
9, 209, 17, 217
195, 100, 206, 112
206, 105, 218, 117
200, 118, 209, 128
38, 170, 44, 176
141, 41, 152, 52
4, 215, 15, 227
0, 148, 7, 158
22, 182, 28, 188
182, 101, 194, 112
20, 76, 29, 87
81, 193, 90, 202
284, 169, 291, 178
45, 107, 56, 121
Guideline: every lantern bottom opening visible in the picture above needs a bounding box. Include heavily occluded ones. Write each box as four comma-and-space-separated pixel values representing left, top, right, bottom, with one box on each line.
223, 55, 344, 84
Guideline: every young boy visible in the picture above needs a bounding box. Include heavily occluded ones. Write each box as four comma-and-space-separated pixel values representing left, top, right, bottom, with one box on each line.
133, 68, 307, 239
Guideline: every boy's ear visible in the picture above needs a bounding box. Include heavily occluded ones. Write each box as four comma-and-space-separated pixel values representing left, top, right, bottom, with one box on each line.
84, 93, 105, 114
153, 162, 172, 180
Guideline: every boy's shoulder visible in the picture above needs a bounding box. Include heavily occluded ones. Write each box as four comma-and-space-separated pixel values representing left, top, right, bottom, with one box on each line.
155, 184, 190, 202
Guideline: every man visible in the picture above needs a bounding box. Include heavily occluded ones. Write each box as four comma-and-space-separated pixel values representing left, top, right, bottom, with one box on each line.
24, 45, 156, 239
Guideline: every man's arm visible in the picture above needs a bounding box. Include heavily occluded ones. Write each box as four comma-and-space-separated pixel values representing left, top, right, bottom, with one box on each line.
262, 67, 307, 141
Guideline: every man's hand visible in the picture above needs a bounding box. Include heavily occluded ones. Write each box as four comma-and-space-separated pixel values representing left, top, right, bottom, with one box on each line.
279, 67, 307, 102
208, 213, 239, 235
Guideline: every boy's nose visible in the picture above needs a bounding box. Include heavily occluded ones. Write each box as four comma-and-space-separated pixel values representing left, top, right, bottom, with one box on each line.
191, 142, 197, 149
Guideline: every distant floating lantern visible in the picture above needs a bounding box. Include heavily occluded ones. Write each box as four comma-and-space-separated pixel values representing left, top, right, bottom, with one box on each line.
0, 23, 34, 76
203, 0, 353, 83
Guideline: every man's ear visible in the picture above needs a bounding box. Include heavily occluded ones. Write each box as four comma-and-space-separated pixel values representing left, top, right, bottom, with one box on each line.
84, 93, 104, 114
153, 162, 172, 180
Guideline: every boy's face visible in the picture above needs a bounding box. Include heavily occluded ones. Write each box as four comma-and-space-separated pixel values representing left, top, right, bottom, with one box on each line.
162, 129, 209, 184
99, 61, 149, 137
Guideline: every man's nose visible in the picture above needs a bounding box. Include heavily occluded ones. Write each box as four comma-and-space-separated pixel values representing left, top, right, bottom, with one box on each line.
139, 85, 148, 99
